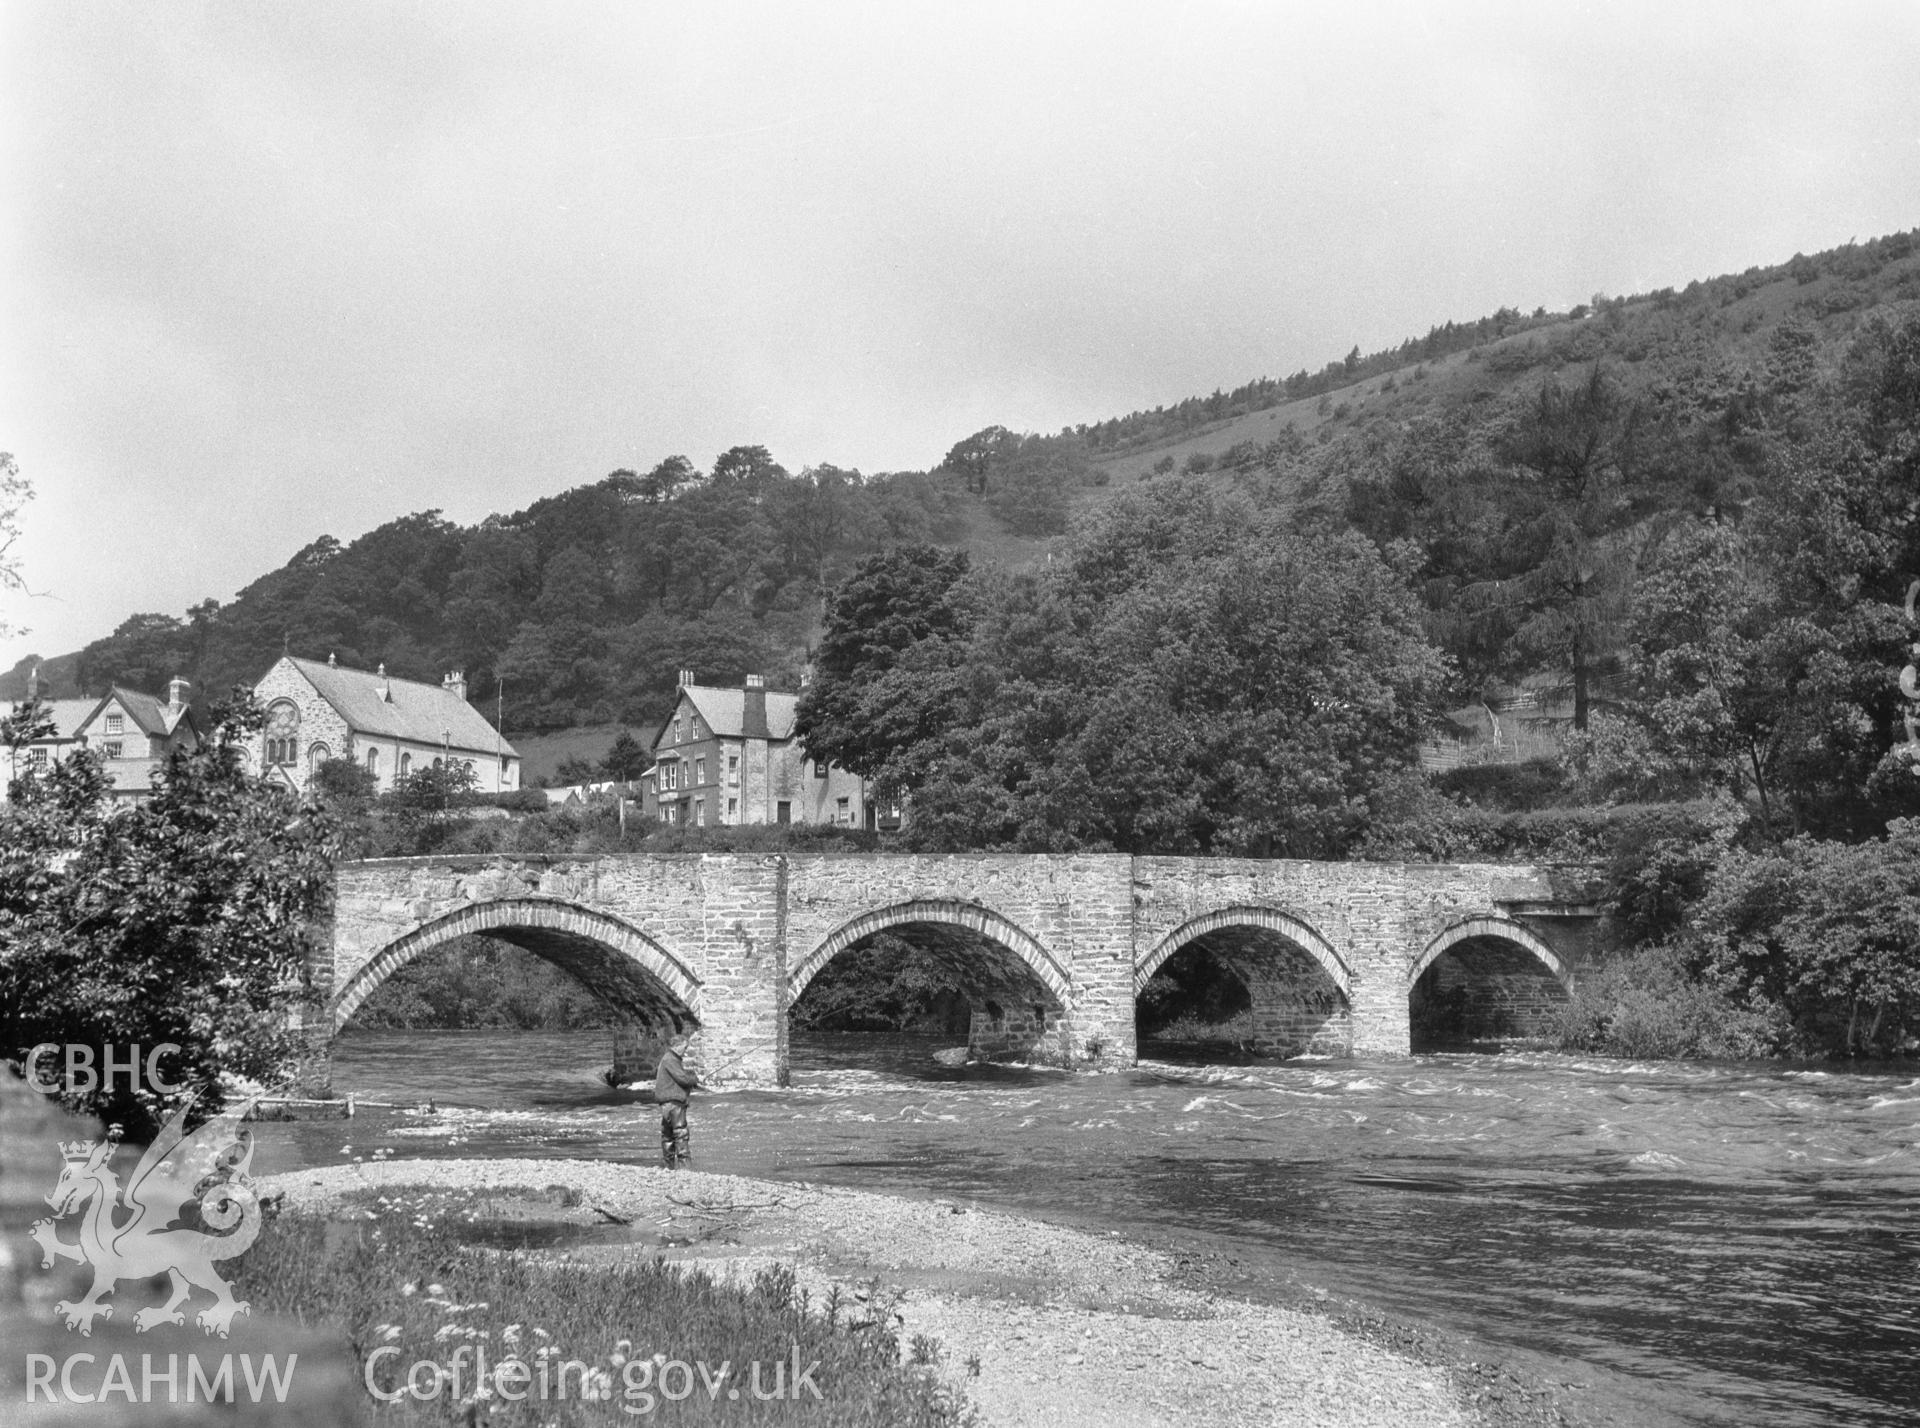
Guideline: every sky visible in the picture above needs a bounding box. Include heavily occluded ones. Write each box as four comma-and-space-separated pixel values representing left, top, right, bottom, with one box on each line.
3, 1, 1918, 667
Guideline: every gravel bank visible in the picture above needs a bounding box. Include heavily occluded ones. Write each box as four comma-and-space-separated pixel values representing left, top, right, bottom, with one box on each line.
266, 1157, 1484, 1428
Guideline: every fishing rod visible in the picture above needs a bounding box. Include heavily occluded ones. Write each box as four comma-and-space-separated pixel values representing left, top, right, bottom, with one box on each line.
605, 1037, 779, 1089
696, 1038, 780, 1080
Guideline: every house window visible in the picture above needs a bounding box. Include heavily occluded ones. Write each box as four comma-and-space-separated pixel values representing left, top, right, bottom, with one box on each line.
727, 752, 739, 782
366, 748, 379, 774
695, 756, 706, 785
103, 742, 123, 759
28, 746, 47, 766
691, 719, 703, 739
776, 800, 791, 825
399, 751, 412, 777
727, 797, 737, 818
661, 762, 678, 791
307, 742, 332, 779
814, 760, 829, 779
105, 713, 123, 736
264, 701, 300, 765
836, 795, 850, 825
694, 797, 705, 827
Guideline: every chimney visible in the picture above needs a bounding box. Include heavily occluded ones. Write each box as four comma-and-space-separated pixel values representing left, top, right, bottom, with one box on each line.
678, 669, 695, 689
377, 662, 391, 702
443, 670, 467, 701
25, 664, 41, 702
742, 674, 769, 739
799, 664, 814, 690
167, 676, 191, 714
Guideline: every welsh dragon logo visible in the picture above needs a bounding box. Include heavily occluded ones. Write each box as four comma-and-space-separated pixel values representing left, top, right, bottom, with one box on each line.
27, 1097, 262, 1338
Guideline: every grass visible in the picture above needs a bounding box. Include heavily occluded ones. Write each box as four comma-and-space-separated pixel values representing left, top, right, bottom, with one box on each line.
1143, 1011, 1258, 1044
514, 723, 659, 786
235, 1186, 972, 1425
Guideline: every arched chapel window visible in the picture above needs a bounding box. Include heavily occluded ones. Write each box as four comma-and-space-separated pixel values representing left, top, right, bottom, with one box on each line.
265, 702, 300, 765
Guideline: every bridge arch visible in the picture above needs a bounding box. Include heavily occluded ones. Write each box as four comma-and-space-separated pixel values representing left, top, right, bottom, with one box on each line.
331, 897, 702, 1032
790, 898, 1071, 1006
1136, 905, 1350, 999
1409, 916, 1567, 988
1135, 905, 1351, 1058
1408, 915, 1570, 1050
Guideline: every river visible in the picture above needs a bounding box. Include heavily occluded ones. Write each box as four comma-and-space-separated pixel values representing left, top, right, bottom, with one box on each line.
254, 1029, 1920, 1427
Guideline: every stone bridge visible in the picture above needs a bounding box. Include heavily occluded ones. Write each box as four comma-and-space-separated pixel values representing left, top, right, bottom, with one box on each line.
300, 853, 1605, 1092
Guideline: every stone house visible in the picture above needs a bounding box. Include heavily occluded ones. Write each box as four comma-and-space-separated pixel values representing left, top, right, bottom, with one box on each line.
0, 670, 199, 803
642, 671, 892, 829
249, 655, 520, 797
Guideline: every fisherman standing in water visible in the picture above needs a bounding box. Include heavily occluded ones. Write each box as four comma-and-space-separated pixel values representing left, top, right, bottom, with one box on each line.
654, 1030, 707, 1169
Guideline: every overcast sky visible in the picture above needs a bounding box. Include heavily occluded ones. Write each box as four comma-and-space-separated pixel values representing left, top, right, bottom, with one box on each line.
3, 1, 1917, 666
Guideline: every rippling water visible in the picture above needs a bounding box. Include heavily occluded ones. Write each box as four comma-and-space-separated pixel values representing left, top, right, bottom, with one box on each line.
255, 1029, 1920, 1427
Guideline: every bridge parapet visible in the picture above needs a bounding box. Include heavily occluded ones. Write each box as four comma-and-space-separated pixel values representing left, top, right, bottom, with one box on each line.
306, 853, 1607, 1095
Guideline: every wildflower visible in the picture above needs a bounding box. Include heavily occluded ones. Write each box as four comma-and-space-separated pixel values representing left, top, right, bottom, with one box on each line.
532, 1327, 550, 1340
502, 1324, 522, 1345
427, 1284, 446, 1297
380, 1325, 402, 1342
401, 1283, 418, 1297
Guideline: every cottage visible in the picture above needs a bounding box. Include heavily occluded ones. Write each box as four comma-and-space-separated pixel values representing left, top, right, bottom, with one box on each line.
0, 670, 199, 803
643, 671, 893, 829
249, 655, 519, 796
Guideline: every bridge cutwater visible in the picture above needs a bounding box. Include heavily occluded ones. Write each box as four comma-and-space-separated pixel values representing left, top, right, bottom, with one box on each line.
303, 854, 1605, 1092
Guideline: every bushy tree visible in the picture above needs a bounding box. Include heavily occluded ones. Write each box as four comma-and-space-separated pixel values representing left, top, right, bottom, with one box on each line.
795, 545, 975, 796
1688, 821, 1920, 1055
808, 482, 1450, 857
0, 693, 340, 1132
601, 730, 649, 781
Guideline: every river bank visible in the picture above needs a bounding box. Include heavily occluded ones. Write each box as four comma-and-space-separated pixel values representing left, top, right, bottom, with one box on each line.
264, 1156, 1585, 1428
285, 1032, 1920, 1425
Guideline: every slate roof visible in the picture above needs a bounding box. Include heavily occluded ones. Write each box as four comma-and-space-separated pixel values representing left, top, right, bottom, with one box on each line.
664, 684, 799, 747
2, 698, 98, 742
102, 688, 187, 738
285, 657, 518, 756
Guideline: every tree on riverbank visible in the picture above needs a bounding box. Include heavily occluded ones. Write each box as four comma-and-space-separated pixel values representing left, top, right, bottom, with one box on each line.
0, 693, 339, 1132
801, 480, 1450, 857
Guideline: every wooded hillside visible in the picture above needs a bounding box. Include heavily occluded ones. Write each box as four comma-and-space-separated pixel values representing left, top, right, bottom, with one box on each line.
20, 228, 1920, 758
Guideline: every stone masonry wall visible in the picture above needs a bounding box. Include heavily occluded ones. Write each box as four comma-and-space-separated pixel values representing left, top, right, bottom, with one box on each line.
1410, 942, 1571, 1045
317, 853, 1597, 1095
782, 854, 1139, 1068
1131, 857, 1575, 1055
252, 662, 352, 795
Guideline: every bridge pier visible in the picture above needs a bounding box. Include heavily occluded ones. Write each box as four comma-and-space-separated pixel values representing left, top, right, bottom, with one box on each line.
681, 855, 788, 1087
